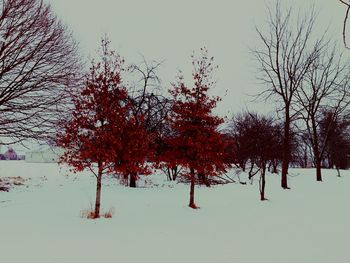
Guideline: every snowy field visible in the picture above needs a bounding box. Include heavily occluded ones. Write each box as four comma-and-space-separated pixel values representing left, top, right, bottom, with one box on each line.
0, 161, 349, 263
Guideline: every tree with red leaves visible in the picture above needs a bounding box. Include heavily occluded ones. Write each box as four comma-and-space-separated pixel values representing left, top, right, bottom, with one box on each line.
167, 48, 226, 209
57, 39, 132, 218
114, 114, 151, 188
58, 38, 152, 217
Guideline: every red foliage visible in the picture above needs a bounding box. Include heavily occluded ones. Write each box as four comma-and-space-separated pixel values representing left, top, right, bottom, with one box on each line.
57, 39, 130, 218
166, 48, 227, 208
57, 44, 150, 181
57, 53, 129, 175
57, 39, 151, 216
115, 114, 152, 185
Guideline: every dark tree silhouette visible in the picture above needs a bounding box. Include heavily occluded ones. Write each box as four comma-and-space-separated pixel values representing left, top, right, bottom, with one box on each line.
0, 0, 81, 144
320, 110, 350, 176
253, 1, 323, 189
126, 57, 170, 186
295, 44, 350, 181
227, 112, 251, 172
230, 112, 282, 200
292, 132, 312, 169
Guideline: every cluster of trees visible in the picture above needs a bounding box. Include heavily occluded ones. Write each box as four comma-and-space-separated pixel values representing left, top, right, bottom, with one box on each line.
57, 41, 229, 216
253, 2, 350, 187
319, 111, 350, 174
0, 0, 349, 217
226, 110, 350, 200
227, 113, 283, 200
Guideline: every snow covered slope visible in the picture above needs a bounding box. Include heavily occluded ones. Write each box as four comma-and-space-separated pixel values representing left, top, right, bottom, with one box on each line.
0, 161, 349, 263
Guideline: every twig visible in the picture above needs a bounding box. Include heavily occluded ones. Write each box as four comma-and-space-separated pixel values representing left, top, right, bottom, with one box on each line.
340, 0, 350, 49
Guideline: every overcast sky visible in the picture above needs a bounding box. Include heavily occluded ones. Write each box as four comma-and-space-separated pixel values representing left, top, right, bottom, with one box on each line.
47, 0, 346, 117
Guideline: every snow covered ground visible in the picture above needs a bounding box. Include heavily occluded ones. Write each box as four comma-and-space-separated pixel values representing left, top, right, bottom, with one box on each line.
0, 161, 349, 263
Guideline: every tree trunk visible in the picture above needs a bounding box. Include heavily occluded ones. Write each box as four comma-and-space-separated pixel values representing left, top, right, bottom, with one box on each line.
259, 166, 267, 201
272, 161, 278, 174
269, 160, 278, 174
303, 149, 308, 168
311, 117, 323, 182
240, 160, 246, 172
166, 167, 171, 181
129, 173, 137, 188
281, 111, 290, 189
198, 172, 210, 187
328, 154, 333, 169
315, 157, 322, 182
172, 166, 178, 181
94, 161, 103, 218
198, 172, 205, 184
189, 168, 197, 209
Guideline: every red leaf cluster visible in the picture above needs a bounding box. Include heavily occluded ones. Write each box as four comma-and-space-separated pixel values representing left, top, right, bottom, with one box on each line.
57, 47, 150, 179
166, 48, 227, 178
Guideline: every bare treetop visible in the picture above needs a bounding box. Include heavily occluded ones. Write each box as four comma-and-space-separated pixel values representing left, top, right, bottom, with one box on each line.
253, 1, 327, 189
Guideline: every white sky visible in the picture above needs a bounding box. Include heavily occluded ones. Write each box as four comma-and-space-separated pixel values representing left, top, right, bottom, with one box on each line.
47, 0, 346, 117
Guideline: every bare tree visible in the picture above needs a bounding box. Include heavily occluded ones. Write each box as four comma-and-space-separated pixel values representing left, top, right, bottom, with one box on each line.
292, 131, 312, 168
128, 56, 169, 137
295, 44, 350, 181
123, 56, 170, 187
228, 112, 255, 172
229, 112, 282, 200
0, 0, 81, 144
320, 110, 350, 176
253, 1, 323, 189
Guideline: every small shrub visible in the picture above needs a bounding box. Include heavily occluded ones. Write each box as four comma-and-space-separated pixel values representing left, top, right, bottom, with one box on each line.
102, 207, 115, 218
80, 208, 96, 219
80, 206, 115, 219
